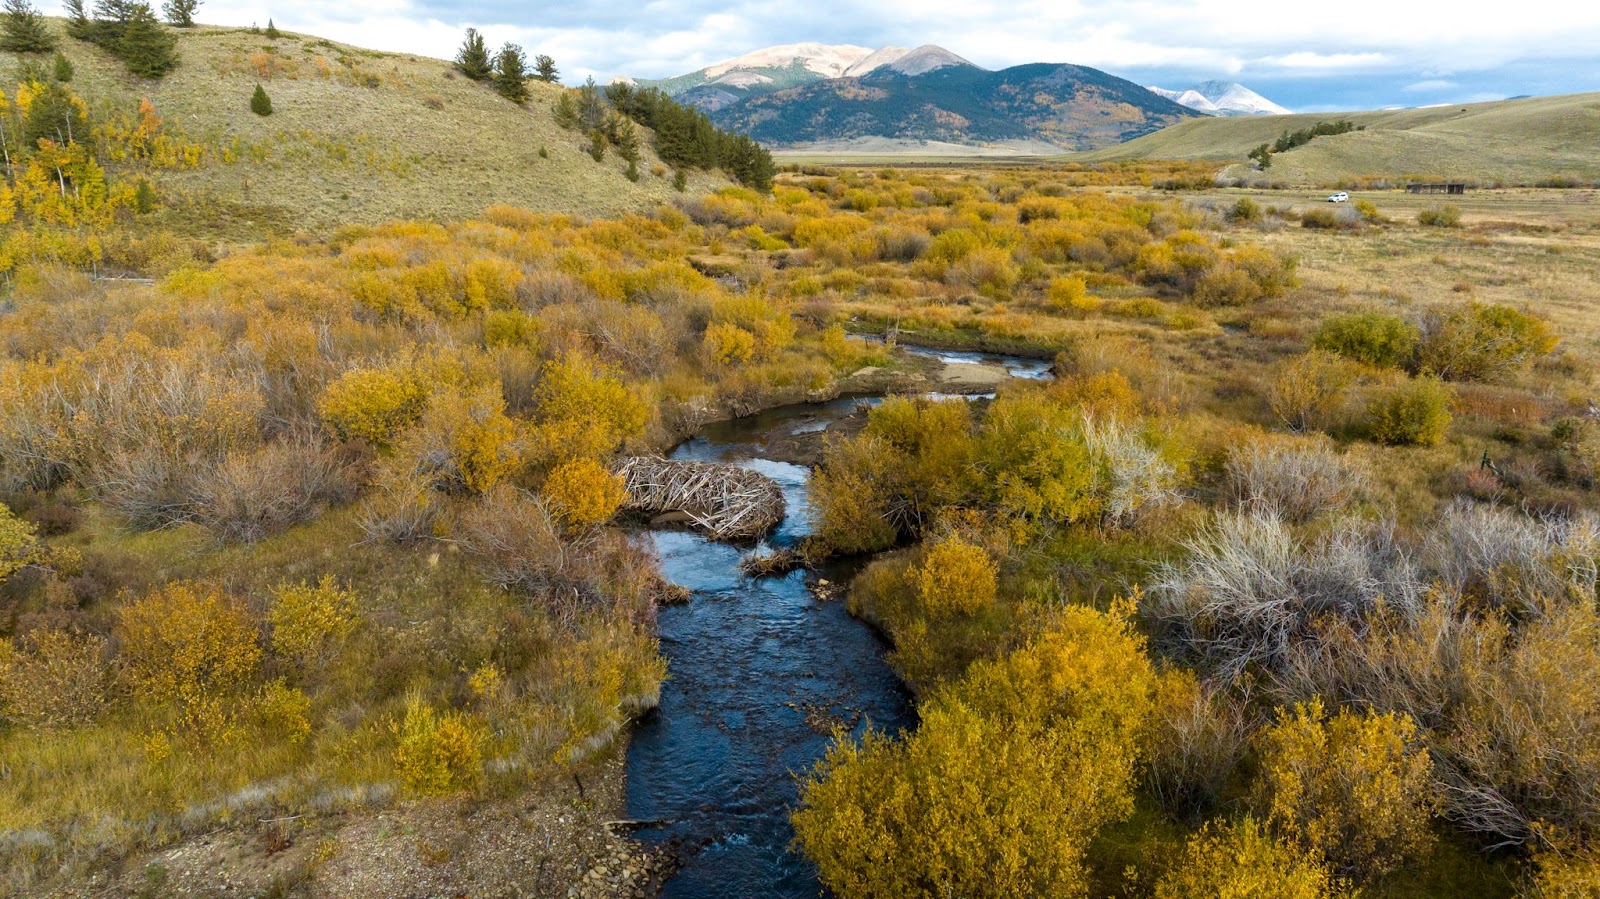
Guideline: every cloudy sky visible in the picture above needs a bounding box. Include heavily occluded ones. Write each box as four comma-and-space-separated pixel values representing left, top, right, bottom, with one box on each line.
71, 0, 1600, 111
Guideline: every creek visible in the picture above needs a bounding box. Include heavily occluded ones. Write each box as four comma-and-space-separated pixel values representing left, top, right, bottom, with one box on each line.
625, 349, 1049, 897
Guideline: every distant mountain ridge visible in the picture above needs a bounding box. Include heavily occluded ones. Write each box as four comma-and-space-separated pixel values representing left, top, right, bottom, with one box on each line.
628, 42, 976, 112
1148, 81, 1291, 116
628, 43, 1199, 152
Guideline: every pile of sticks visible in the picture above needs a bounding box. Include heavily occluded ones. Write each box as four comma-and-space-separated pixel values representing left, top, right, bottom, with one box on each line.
616, 456, 785, 540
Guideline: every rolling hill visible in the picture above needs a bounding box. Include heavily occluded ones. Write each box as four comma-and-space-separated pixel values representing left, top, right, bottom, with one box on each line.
1071, 91, 1600, 184
708, 54, 1198, 153
2, 20, 724, 236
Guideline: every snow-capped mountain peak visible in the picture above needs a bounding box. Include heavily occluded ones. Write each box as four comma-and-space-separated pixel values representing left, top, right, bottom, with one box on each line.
704, 43, 875, 80
1148, 81, 1290, 116
1147, 86, 1221, 114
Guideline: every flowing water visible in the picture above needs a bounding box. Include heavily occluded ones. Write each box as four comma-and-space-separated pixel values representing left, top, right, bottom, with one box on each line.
624, 397, 912, 899
625, 349, 1049, 897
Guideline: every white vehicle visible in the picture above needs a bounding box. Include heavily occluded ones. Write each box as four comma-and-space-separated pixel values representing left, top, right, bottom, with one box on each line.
1327, 191, 1350, 203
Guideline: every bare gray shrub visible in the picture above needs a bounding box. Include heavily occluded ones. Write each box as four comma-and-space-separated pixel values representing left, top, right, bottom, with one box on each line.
1083, 417, 1182, 526
1225, 441, 1367, 523
1145, 510, 1422, 678
193, 435, 364, 543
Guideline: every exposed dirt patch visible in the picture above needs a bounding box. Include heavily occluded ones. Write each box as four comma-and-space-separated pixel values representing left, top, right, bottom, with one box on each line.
57, 755, 671, 899
937, 361, 1009, 391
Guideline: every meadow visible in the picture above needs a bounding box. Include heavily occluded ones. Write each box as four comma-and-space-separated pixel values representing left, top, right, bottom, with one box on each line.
2, 133, 1599, 897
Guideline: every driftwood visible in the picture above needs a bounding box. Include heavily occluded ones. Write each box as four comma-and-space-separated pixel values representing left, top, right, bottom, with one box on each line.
739, 549, 806, 578
616, 456, 785, 540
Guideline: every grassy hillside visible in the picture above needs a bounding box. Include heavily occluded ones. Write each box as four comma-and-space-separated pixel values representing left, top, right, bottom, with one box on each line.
2, 20, 722, 235
1070, 92, 1600, 185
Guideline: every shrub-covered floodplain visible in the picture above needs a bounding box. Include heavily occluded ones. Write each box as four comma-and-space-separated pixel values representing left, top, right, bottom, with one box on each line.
2, 161, 1599, 896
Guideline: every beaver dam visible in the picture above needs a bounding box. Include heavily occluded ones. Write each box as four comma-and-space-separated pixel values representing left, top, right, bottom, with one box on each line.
616, 456, 786, 540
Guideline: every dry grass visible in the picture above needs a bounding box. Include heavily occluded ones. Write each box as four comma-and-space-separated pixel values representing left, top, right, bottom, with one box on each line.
1, 20, 721, 237
1068, 92, 1600, 186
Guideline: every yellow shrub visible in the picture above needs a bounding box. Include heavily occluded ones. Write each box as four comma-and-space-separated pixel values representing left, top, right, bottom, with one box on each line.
318, 366, 428, 444
1045, 273, 1097, 312
1269, 351, 1357, 433
1154, 816, 1348, 899
541, 457, 626, 529
1363, 376, 1454, 446
795, 604, 1156, 898
401, 386, 521, 493
703, 321, 757, 366
269, 576, 360, 664
257, 678, 312, 745
393, 692, 486, 795
117, 583, 262, 739
913, 538, 998, 617
483, 308, 540, 349
532, 358, 648, 462
1, 502, 46, 583
1253, 698, 1438, 881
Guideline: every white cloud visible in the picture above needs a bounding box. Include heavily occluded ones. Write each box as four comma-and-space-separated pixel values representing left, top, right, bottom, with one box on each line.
56, 0, 1600, 101
1404, 79, 1459, 92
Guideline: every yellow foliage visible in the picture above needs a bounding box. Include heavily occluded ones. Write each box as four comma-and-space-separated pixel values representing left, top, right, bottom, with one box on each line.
703, 321, 757, 366
117, 583, 262, 739
1270, 351, 1358, 432
1525, 840, 1600, 899
1253, 697, 1438, 881
541, 457, 626, 529
392, 692, 487, 795
979, 390, 1100, 525
468, 662, 504, 704
1046, 273, 1097, 312
0, 629, 110, 729
317, 365, 429, 444
400, 386, 521, 494
913, 538, 997, 617
794, 605, 1156, 899
257, 679, 312, 745
1153, 816, 1349, 899
269, 576, 360, 664
532, 358, 648, 463
0, 502, 46, 582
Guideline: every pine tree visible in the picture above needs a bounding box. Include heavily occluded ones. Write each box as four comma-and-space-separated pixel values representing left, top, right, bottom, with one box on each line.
492, 43, 529, 104
533, 53, 558, 84
250, 82, 272, 116
552, 91, 578, 129
22, 80, 89, 147
1, 0, 58, 53
116, 3, 178, 79
610, 114, 640, 164
52, 51, 74, 81
133, 177, 157, 212
672, 169, 687, 192
91, 0, 134, 44
64, 0, 92, 38
264, 17, 279, 39
453, 27, 490, 80
577, 76, 605, 131
624, 158, 639, 182
162, 0, 198, 27
587, 129, 605, 162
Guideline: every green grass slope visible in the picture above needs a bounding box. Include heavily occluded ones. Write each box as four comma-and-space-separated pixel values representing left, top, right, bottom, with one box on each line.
3, 21, 722, 234
1070, 92, 1600, 185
